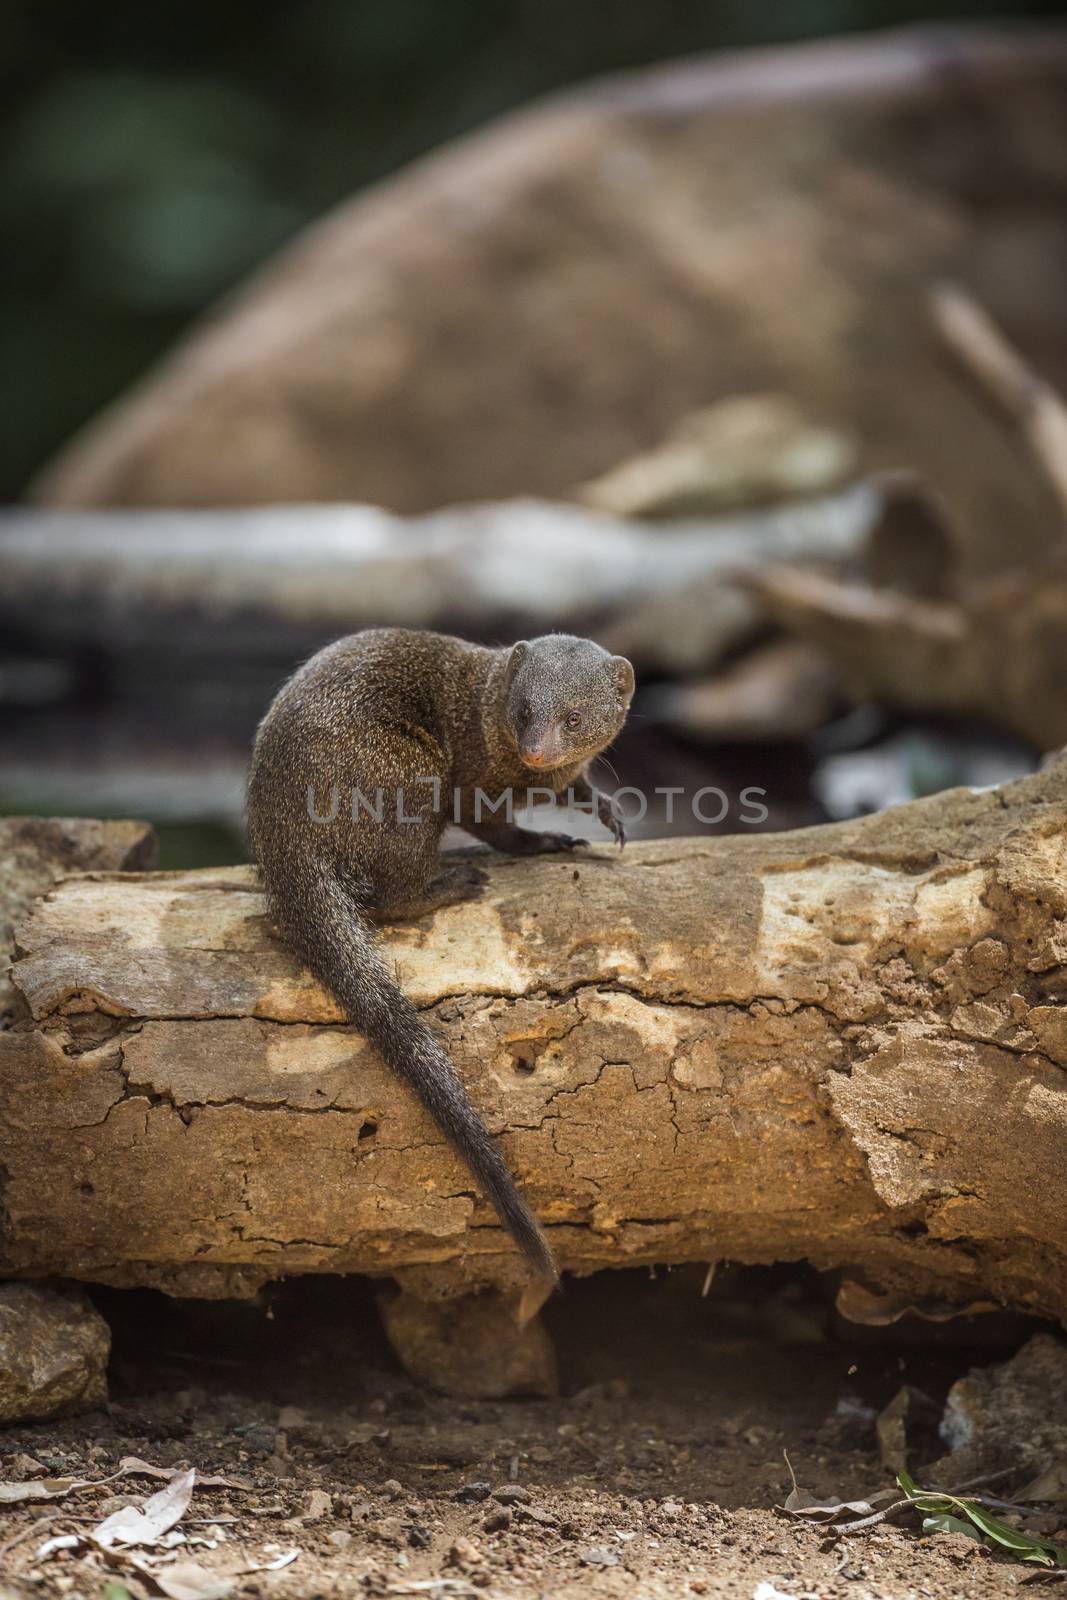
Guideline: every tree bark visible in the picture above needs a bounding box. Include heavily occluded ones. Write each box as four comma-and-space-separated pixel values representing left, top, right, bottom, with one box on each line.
3, 763, 1067, 1323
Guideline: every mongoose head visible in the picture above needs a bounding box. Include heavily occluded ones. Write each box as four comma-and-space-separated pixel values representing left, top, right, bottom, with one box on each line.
503, 634, 635, 770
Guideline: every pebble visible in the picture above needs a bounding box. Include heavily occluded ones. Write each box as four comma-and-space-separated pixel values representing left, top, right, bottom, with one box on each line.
580, 1546, 621, 1566
303, 1488, 332, 1521
447, 1536, 484, 1567
456, 1480, 492, 1503
515, 1505, 556, 1526
492, 1484, 531, 1504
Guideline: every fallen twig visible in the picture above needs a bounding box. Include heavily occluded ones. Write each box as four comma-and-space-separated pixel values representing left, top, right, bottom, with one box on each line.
932, 282, 1067, 522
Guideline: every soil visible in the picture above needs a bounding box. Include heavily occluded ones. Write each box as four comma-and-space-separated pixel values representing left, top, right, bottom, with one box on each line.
0, 1266, 1057, 1600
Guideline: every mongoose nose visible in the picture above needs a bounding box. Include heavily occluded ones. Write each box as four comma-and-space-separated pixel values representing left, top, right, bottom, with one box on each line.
521, 745, 547, 766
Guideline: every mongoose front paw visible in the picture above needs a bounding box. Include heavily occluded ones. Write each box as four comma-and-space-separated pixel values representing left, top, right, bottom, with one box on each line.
597, 795, 627, 850
535, 832, 590, 853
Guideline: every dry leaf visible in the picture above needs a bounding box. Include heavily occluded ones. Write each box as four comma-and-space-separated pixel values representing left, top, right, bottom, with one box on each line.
243, 1548, 300, 1572
93, 1468, 196, 1549
118, 1458, 250, 1491
153, 1561, 233, 1600
1019, 1463, 1067, 1509
0, 1475, 94, 1503
37, 1533, 82, 1559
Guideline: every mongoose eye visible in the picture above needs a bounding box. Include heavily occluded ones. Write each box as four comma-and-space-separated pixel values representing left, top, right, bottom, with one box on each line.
565, 711, 581, 729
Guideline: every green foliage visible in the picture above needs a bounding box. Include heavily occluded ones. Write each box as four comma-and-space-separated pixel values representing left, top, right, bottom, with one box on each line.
898, 1471, 1067, 1568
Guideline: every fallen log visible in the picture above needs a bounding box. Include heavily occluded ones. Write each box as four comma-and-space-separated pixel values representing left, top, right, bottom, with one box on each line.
0, 816, 157, 1021
3, 761, 1067, 1335
0, 488, 877, 674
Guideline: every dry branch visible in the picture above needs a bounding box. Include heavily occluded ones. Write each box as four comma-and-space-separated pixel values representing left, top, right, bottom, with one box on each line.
740, 300, 1067, 749
3, 762, 1067, 1322
933, 283, 1067, 522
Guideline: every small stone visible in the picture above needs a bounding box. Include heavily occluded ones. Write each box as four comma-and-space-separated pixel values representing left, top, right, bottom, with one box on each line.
455, 1481, 492, 1504
368, 1516, 406, 1547
515, 1505, 556, 1526
381, 1478, 404, 1498
407, 1524, 432, 1549
303, 1489, 332, 1521
483, 1509, 511, 1534
492, 1484, 531, 1504
446, 1536, 483, 1568
239, 1423, 277, 1456
328, 1530, 352, 1549
580, 1546, 620, 1566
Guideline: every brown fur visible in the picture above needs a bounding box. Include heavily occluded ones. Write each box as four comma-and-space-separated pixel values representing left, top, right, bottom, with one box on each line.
247, 629, 634, 1278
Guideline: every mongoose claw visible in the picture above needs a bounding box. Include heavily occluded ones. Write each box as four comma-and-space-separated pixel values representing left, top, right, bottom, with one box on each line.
597, 794, 626, 850
537, 831, 589, 853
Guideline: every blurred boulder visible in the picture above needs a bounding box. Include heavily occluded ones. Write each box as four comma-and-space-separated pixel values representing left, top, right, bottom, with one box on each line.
0, 1283, 109, 1423
32, 27, 1067, 572
937, 1334, 1067, 1480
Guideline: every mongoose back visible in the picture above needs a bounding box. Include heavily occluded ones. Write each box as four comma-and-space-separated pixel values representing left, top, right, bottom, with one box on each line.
246, 628, 635, 1281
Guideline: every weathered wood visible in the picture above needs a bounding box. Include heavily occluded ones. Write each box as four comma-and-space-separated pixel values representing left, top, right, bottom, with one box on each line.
3, 764, 1067, 1320
0, 817, 157, 1022
0, 489, 876, 673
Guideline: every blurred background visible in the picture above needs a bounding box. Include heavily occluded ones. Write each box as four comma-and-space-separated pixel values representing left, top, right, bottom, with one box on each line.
3, 0, 1067, 863
2, 0, 1065, 501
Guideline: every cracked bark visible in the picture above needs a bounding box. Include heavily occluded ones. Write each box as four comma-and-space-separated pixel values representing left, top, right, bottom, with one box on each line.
2, 762, 1066, 1332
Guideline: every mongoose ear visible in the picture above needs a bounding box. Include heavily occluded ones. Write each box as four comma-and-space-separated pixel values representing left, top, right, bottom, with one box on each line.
505, 640, 529, 687
611, 655, 635, 705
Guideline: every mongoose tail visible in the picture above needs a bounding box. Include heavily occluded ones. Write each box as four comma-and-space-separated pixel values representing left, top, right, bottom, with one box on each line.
269, 855, 559, 1284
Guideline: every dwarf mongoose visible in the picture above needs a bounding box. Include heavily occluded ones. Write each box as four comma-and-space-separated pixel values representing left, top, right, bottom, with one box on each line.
246, 629, 634, 1280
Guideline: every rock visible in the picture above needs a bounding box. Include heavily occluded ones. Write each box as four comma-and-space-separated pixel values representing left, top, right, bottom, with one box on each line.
446, 1535, 484, 1568
938, 1334, 1067, 1476
32, 29, 1067, 575
378, 1290, 558, 1399
455, 1482, 492, 1504
302, 1488, 333, 1522
492, 1485, 532, 1505
0, 1283, 109, 1422
580, 1547, 621, 1567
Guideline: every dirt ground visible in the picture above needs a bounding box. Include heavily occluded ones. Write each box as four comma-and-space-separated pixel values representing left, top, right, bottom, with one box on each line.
0, 1266, 1058, 1600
